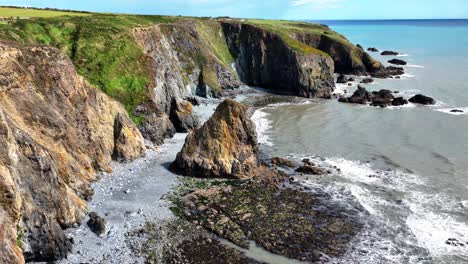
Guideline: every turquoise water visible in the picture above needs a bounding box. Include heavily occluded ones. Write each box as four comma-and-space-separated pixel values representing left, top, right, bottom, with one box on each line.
254, 20, 468, 263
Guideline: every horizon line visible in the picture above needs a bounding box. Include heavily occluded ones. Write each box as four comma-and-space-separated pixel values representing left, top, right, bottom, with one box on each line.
1, 5, 467, 21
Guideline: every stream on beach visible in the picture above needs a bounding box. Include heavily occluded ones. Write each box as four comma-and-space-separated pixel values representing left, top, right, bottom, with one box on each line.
57, 20, 468, 264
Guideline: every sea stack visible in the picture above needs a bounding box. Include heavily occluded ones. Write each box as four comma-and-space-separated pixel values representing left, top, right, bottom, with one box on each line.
171, 99, 259, 179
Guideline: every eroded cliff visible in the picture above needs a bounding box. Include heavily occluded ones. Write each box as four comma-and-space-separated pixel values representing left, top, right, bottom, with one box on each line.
0, 42, 145, 263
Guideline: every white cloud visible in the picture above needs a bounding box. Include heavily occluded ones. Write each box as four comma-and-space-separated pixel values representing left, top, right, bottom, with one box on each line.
291, 0, 344, 8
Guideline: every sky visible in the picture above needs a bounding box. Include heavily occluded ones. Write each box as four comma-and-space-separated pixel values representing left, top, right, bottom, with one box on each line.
1, 0, 468, 20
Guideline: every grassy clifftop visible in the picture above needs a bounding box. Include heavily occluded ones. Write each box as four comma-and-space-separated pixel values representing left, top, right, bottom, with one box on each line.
0, 7, 375, 120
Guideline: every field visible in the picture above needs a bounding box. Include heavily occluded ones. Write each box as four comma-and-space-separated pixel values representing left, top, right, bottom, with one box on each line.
0, 7, 91, 18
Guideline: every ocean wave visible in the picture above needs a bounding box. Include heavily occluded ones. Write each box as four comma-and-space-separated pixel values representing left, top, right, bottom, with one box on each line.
435, 107, 468, 116
251, 108, 273, 146
296, 156, 468, 261
397, 53, 410, 57
406, 64, 425, 68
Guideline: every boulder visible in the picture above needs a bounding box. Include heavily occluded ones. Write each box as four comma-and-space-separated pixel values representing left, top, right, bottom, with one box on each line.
302, 159, 315, 166
367, 47, 379, 52
392, 97, 409, 106
371, 66, 404, 78
272, 157, 298, 168
381, 51, 399, 56
296, 165, 325, 175
113, 113, 146, 162
138, 113, 176, 146
388, 59, 407, 66
171, 99, 259, 179
409, 94, 436, 105
346, 85, 371, 104
170, 99, 199, 133
336, 74, 347, 84
87, 212, 106, 236
360, 78, 374, 84
348, 77, 356, 82
370, 90, 394, 108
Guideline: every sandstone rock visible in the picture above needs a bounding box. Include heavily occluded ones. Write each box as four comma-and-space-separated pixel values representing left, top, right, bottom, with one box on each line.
381, 51, 399, 56
87, 212, 106, 236
388, 59, 407, 65
296, 165, 326, 175
409, 94, 436, 105
170, 99, 199, 133
171, 99, 258, 179
0, 42, 145, 262
392, 97, 409, 106
113, 113, 146, 162
271, 157, 298, 168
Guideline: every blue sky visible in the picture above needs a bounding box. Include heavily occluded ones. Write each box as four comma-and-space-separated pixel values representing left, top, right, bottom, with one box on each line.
1, 0, 467, 19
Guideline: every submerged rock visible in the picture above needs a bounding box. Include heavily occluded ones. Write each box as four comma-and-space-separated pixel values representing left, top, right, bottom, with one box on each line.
388, 59, 407, 65
450, 109, 464, 113
271, 157, 298, 168
171, 99, 258, 179
87, 212, 107, 236
296, 165, 326, 175
381, 50, 399, 56
409, 94, 436, 105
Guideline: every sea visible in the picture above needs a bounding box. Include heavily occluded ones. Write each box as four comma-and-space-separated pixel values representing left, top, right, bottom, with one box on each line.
251, 19, 468, 263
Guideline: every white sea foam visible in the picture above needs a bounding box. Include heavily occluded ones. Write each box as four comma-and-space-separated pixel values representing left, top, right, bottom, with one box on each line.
406, 64, 424, 68
401, 73, 415, 79
251, 108, 273, 146
299, 156, 468, 261
435, 107, 468, 116
397, 53, 410, 57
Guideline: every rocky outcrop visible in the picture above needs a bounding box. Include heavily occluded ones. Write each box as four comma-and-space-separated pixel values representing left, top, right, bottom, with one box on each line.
170, 99, 199, 133
381, 51, 399, 56
369, 90, 394, 107
371, 66, 405, 78
292, 32, 383, 75
222, 22, 335, 98
368, 47, 379, 52
0, 42, 145, 263
339, 86, 406, 108
336, 74, 347, 84
171, 99, 258, 179
392, 97, 409, 106
409, 94, 436, 105
388, 59, 407, 65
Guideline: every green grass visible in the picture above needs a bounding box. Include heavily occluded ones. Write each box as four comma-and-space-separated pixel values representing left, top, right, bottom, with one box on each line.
0, 7, 90, 18
0, 14, 175, 121
245, 19, 352, 56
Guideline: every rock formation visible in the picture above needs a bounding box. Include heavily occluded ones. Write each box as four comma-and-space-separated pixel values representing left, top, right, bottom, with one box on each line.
0, 42, 145, 263
222, 22, 335, 98
409, 94, 436, 105
171, 99, 258, 179
381, 51, 399, 56
388, 59, 407, 65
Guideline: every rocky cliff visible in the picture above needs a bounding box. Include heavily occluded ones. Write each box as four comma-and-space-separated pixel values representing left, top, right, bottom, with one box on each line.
222, 22, 335, 98
0, 42, 145, 263
171, 99, 259, 179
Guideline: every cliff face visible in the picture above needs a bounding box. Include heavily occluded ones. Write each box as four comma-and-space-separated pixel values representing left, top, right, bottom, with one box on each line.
171, 99, 259, 179
0, 42, 145, 263
132, 21, 240, 135
292, 32, 383, 74
222, 22, 335, 98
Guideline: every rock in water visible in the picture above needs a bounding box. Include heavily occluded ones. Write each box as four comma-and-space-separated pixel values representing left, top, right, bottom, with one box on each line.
271, 157, 298, 168
388, 59, 407, 65
336, 74, 347, 84
360, 78, 374, 84
392, 97, 409, 106
370, 90, 394, 108
296, 165, 325, 175
87, 212, 106, 236
409, 94, 436, 105
381, 50, 399, 56
171, 99, 258, 179
450, 109, 464, 113
368, 47, 379, 52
